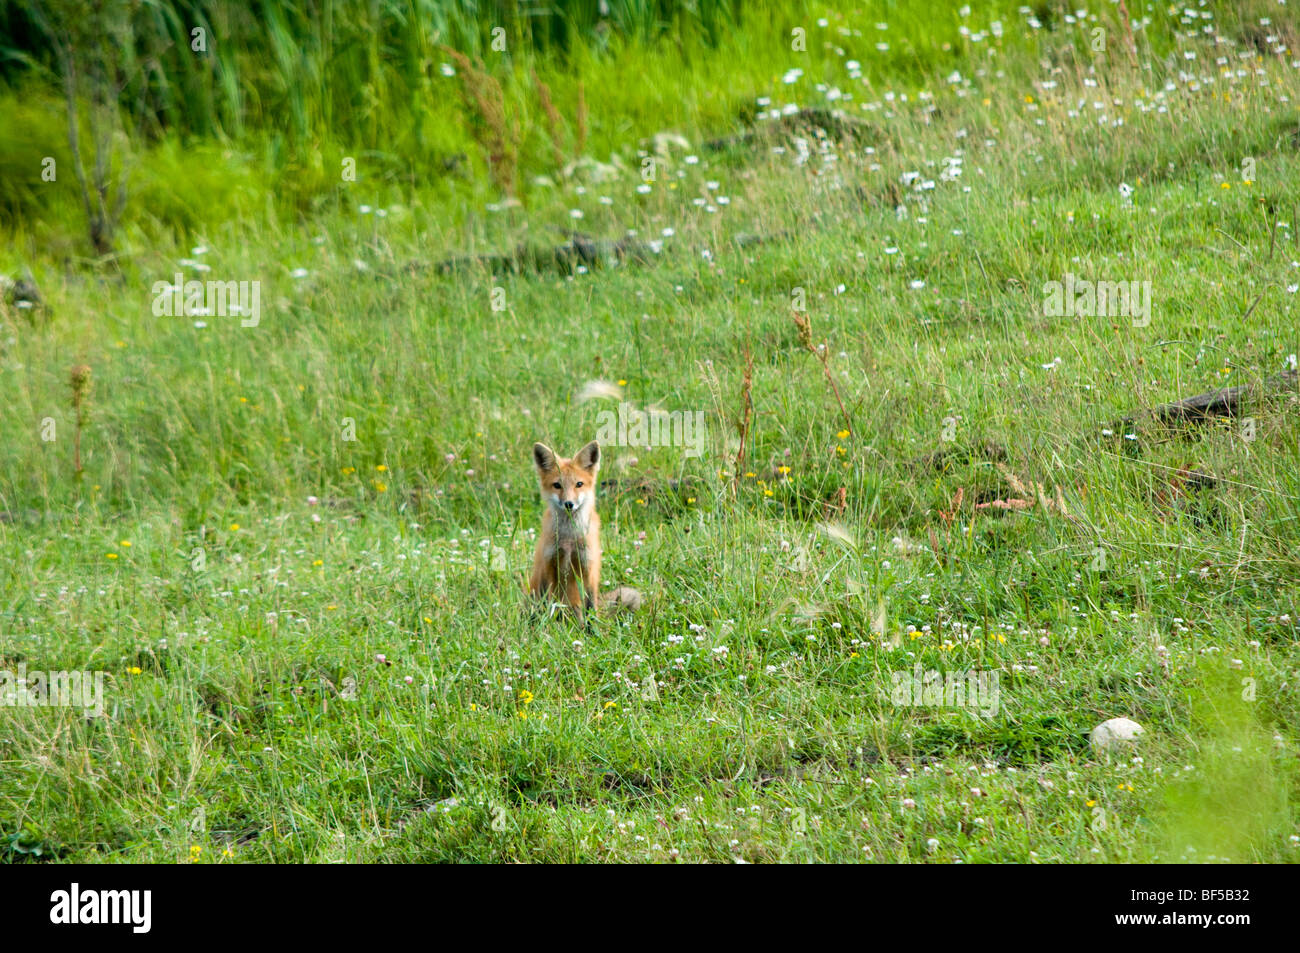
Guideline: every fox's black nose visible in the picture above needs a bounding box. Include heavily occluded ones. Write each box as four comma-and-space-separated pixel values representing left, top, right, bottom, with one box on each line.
563, 500, 575, 511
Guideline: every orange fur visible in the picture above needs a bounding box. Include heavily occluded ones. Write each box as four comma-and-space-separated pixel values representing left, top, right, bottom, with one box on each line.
528, 440, 602, 617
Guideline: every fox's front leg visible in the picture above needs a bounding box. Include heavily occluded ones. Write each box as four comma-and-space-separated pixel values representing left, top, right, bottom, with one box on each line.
564, 570, 585, 617
529, 540, 557, 603
582, 548, 601, 614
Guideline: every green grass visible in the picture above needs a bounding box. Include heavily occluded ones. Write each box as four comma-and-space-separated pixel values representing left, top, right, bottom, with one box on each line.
1, 1, 1299, 863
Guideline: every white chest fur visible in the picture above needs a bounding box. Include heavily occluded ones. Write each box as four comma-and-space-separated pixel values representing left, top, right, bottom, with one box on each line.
543, 506, 591, 561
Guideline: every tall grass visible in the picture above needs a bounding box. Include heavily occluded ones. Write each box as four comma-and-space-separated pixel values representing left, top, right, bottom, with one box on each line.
1, 0, 1102, 243
1, 0, 755, 140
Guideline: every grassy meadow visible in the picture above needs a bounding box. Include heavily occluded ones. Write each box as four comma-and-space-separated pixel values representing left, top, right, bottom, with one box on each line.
1, 0, 1299, 863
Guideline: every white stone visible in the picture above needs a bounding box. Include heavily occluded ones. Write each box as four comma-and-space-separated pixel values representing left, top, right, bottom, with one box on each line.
1090, 717, 1145, 752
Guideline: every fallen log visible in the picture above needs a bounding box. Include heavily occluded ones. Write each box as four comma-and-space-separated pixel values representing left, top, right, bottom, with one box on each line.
425, 230, 786, 276
1116, 368, 1298, 429
1150, 368, 1296, 422
704, 107, 878, 151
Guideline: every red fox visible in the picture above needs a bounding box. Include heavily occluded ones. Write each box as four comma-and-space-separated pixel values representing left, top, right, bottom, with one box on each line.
528, 440, 642, 617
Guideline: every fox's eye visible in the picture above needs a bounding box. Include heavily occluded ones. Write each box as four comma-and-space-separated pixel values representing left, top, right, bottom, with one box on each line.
552, 482, 562, 489
576, 481, 583, 488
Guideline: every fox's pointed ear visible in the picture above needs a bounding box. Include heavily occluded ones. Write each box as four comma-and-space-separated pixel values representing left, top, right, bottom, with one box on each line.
533, 442, 557, 471
575, 440, 600, 471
